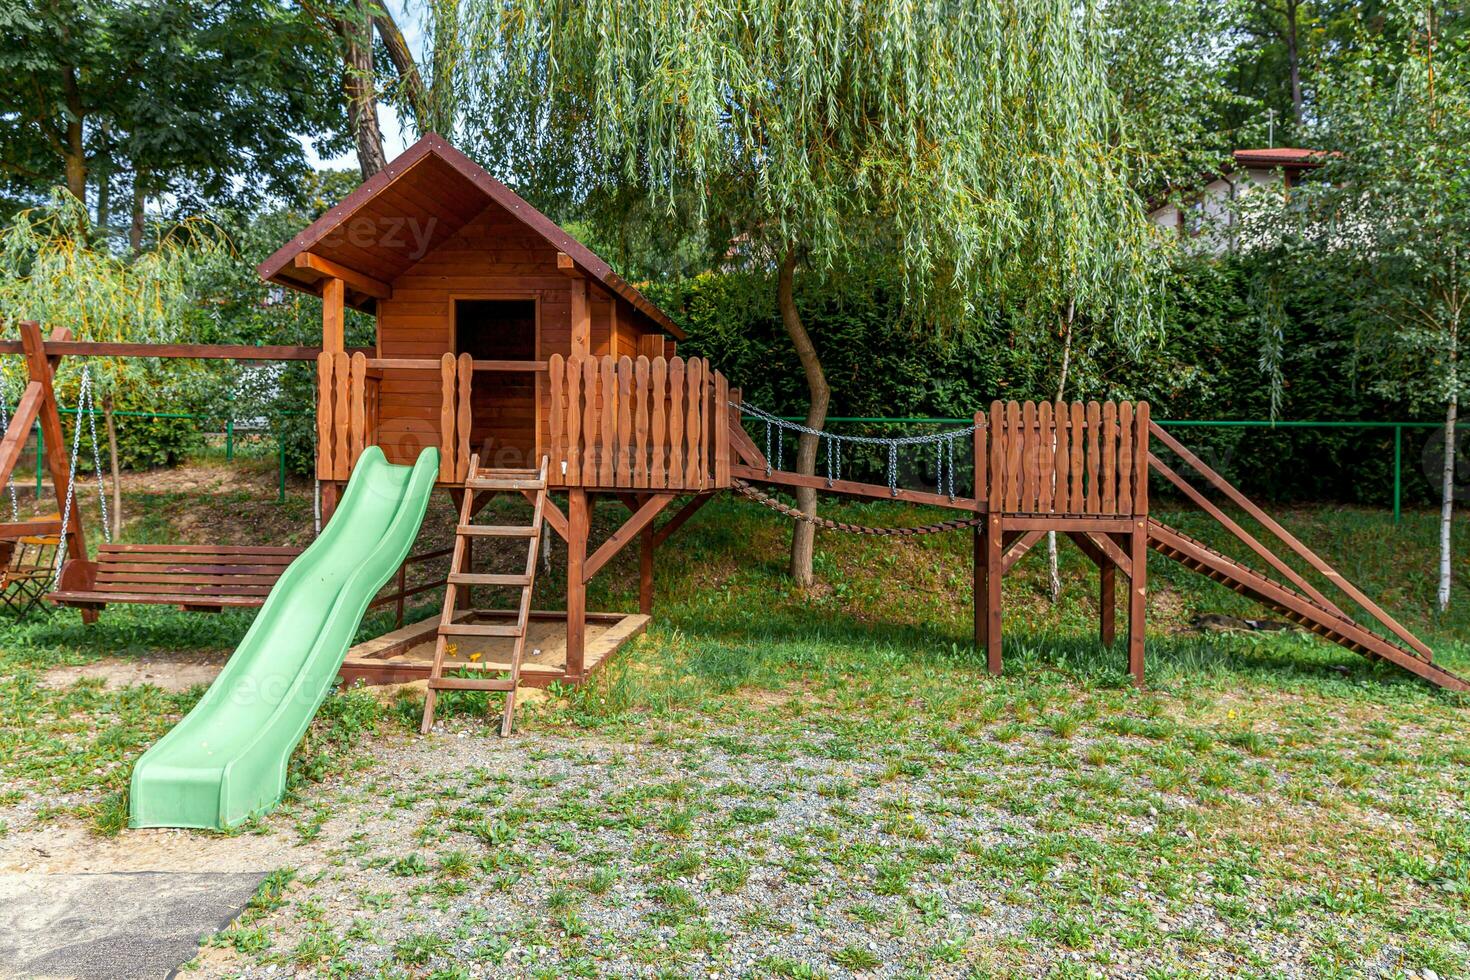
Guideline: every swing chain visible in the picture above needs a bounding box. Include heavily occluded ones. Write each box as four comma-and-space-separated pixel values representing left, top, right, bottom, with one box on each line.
51, 366, 111, 588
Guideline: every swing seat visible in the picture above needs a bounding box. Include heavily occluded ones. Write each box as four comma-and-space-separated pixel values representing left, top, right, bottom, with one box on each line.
49, 543, 304, 613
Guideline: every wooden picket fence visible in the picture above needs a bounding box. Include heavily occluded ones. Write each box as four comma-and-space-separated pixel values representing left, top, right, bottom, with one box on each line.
547, 354, 731, 490
978, 400, 1150, 516
316, 351, 381, 481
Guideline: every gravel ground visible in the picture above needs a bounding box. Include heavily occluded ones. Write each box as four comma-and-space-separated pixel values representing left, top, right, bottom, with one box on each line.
178, 712, 1462, 979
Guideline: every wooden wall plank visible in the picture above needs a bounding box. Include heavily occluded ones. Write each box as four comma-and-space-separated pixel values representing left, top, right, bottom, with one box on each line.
634, 356, 650, 488
1102, 401, 1118, 514
1004, 401, 1022, 512
1037, 400, 1054, 512
350, 352, 367, 466
685, 359, 704, 488
316, 353, 333, 480
1117, 402, 1134, 514
668, 357, 685, 490
439, 353, 456, 483
332, 351, 350, 480
1069, 402, 1085, 510
651, 356, 668, 488
1085, 401, 1101, 514
616, 356, 633, 487
457, 352, 473, 480
1054, 401, 1070, 514
714, 370, 729, 488
566, 355, 582, 484
549, 353, 564, 481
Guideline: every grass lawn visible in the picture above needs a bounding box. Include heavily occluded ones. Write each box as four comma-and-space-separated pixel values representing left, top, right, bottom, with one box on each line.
0, 454, 1467, 978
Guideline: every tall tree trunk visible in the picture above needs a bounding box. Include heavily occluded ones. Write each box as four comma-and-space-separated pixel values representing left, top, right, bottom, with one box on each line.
344, 0, 387, 180
1438, 389, 1456, 612
779, 246, 829, 586
1285, 0, 1303, 126
94, 123, 111, 233
1047, 299, 1076, 603
128, 174, 147, 255
60, 64, 87, 206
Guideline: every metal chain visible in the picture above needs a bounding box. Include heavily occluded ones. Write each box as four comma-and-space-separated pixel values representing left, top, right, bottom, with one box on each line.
0, 377, 19, 521
84, 377, 110, 543
738, 400, 973, 501
52, 368, 91, 587
731, 479, 984, 536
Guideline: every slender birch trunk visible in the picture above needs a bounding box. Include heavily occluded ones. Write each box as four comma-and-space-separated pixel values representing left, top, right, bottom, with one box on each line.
1438, 345, 1458, 612
1048, 299, 1076, 603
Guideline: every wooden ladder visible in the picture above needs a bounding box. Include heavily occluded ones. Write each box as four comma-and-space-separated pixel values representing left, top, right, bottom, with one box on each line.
420, 455, 549, 736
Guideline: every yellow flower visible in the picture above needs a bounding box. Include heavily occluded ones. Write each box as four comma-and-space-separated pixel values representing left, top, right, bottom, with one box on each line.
469, 652, 482, 663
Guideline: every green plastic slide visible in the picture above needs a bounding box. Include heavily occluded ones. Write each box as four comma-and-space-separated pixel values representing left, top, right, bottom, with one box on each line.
129, 446, 440, 830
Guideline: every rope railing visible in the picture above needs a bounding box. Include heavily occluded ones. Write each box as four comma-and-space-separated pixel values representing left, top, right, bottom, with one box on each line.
737, 401, 977, 500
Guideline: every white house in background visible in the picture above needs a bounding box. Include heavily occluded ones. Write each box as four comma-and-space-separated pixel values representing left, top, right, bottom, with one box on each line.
1148, 147, 1329, 254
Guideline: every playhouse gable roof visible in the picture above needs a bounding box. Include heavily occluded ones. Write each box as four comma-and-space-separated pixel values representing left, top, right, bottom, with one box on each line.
257, 133, 682, 337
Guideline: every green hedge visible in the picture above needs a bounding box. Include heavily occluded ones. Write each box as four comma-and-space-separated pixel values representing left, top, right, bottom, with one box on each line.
650, 260, 1444, 506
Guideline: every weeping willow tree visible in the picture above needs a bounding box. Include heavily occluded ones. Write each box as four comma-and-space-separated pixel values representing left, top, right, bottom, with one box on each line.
463, 0, 1159, 583
0, 194, 224, 533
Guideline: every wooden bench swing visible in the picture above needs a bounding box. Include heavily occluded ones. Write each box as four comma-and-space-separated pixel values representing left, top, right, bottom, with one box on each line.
0, 322, 311, 617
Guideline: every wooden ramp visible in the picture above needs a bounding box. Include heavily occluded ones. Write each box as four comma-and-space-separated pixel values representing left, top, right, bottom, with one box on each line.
726, 402, 1468, 692
1148, 520, 1466, 691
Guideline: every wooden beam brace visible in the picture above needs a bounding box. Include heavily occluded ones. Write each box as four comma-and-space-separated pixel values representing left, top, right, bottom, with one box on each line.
0, 340, 354, 360
0, 380, 44, 491
1148, 452, 1345, 619
1149, 423, 1432, 659
556, 251, 584, 277
584, 493, 676, 582
1077, 531, 1133, 579
534, 491, 569, 541
1000, 529, 1045, 574
294, 252, 392, 299
654, 493, 715, 547
732, 464, 980, 512
18, 322, 87, 568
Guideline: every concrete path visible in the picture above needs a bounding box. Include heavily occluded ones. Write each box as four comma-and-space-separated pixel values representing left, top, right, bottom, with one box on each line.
0, 871, 265, 979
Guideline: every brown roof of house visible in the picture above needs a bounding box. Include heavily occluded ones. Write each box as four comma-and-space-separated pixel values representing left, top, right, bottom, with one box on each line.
1231, 147, 1330, 168
256, 133, 683, 338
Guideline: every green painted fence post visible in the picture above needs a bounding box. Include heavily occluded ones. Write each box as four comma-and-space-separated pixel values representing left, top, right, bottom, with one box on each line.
1393, 425, 1402, 524
225, 417, 234, 461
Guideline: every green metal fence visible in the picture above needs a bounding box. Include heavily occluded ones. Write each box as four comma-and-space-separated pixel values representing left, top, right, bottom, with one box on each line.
25, 408, 295, 504
752, 415, 1452, 523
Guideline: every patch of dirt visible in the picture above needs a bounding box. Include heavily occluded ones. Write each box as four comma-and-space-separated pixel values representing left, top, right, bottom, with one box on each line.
0, 821, 318, 875
41, 652, 228, 692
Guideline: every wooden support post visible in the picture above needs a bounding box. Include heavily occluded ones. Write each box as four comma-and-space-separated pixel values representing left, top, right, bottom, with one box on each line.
321, 482, 341, 525
19, 323, 86, 570
1099, 559, 1116, 647
566, 489, 589, 679
321, 277, 345, 353
1128, 519, 1147, 685
569, 280, 591, 356
973, 524, 986, 649
639, 523, 654, 614
985, 514, 1003, 674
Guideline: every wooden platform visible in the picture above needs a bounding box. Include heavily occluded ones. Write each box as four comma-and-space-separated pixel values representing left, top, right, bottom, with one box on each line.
339, 609, 648, 688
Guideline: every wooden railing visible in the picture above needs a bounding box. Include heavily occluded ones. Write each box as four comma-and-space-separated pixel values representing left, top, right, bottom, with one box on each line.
547, 354, 731, 490
978, 400, 1150, 516
316, 351, 381, 480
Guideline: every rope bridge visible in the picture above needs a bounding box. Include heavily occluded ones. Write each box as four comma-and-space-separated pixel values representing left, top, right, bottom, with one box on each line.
738, 401, 977, 500
732, 401, 984, 535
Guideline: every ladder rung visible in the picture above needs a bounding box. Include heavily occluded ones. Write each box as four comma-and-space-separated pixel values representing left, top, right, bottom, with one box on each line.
458, 524, 537, 537
439, 622, 524, 637
429, 676, 515, 692
466, 477, 545, 490
441, 660, 562, 676
448, 573, 532, 587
